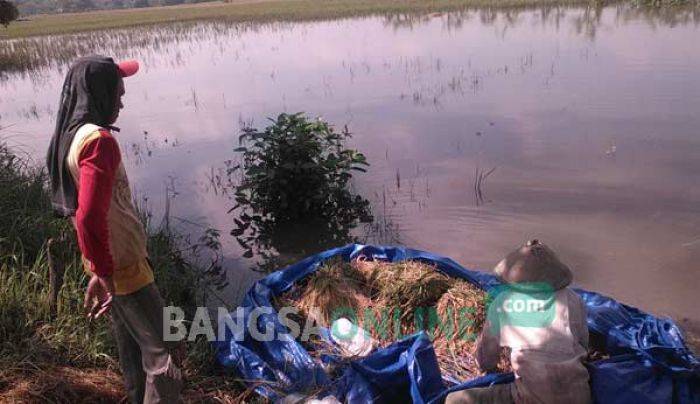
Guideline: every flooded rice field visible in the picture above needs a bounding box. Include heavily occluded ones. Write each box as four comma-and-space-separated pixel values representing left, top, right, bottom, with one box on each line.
1, 5, 699, 325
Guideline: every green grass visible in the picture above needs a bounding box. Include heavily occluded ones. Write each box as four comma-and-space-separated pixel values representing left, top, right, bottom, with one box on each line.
0, 139, 117, 377
1, 0, 596, 39
0, 138, 243, 400
0, 249, 116, 368
0, 142, 59, 262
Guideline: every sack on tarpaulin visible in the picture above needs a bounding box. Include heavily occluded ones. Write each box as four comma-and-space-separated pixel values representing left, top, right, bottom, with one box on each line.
215, 244, 700, 403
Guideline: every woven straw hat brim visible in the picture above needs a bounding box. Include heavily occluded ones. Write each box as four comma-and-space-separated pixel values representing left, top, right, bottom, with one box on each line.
493, 241, 573, 290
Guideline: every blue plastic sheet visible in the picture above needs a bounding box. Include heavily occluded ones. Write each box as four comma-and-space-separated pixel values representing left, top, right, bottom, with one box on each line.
216, 244, 700, 403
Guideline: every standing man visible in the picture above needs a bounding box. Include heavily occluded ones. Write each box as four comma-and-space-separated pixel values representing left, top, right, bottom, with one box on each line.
47, 55, 183, 403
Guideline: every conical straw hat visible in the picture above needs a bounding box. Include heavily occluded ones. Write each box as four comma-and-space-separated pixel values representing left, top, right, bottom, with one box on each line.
493, 239, 572, 290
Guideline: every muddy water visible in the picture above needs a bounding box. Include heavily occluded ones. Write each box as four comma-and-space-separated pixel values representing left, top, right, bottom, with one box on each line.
1, 5, 699, 324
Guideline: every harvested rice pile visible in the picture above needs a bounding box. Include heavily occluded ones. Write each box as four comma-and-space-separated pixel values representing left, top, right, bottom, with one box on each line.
432, 281, 510, 380
274, 257, 514, 382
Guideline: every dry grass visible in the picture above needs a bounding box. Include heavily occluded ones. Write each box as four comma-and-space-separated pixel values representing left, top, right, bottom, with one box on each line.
369, 260, 451, 307
0, 363, 125, 403
432, 280, 496, 380
182, 375, 264, 403
279, 258, 369, 327
435, 281, 488, 340
0, 361, 262, 403
275, 257, 513, 383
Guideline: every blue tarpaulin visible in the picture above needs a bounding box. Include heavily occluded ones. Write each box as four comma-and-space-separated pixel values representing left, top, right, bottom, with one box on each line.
216, 244, 700, 403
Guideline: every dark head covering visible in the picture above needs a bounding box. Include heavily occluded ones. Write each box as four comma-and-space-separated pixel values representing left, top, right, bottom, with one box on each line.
46, 56, 121, 217
493, 239, 573, 290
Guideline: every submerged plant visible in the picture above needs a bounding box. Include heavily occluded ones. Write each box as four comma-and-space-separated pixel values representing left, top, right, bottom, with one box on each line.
229, 112, 372, 271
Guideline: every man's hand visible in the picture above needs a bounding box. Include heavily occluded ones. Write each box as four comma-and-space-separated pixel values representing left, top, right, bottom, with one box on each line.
84, 274, 115, 320
475, 322, 500, 373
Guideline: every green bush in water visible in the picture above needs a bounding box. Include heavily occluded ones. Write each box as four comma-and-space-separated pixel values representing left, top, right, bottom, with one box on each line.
230, 113, 373, 269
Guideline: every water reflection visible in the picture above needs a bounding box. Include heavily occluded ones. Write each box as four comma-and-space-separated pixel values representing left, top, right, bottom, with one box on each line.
2, 4, 699, 79
1, 4, 699, 322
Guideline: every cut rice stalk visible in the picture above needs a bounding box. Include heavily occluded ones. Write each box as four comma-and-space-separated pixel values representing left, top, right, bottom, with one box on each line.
281, 258, 368, 327
275, 258, 514, 383
434, 280, 488, 342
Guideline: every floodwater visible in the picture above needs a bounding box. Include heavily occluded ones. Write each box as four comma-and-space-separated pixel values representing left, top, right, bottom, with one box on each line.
1, 5, 699, 326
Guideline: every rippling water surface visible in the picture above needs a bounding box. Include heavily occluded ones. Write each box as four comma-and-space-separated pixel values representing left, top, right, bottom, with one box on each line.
1, 5, 699, 324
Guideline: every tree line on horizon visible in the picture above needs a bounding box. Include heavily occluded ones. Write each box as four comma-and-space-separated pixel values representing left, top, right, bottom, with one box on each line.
1, 0, 19, 25
8, 0, 212, 16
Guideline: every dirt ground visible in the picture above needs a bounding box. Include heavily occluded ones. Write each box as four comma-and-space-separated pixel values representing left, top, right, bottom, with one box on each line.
0, 366, 125, 403
0, 365, 258, 403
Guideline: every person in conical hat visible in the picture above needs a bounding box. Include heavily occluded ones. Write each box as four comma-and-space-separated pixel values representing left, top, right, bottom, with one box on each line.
493, 239, 573, 290
446, 240, 591, 404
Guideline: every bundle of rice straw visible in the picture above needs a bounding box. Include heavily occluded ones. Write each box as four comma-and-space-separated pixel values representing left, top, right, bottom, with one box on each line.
277, 258, 370, 327
358, 260, 451, 324
434, 280, 488, 341
432, 280, 514, 379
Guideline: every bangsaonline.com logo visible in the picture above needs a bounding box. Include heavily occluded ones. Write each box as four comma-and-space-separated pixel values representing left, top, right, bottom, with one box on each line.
486, 282, 556, 335
163, 282, 556, 342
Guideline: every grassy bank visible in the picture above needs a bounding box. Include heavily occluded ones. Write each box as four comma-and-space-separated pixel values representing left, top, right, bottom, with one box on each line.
0, 139, 251, 402
1, 0, 598, 39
